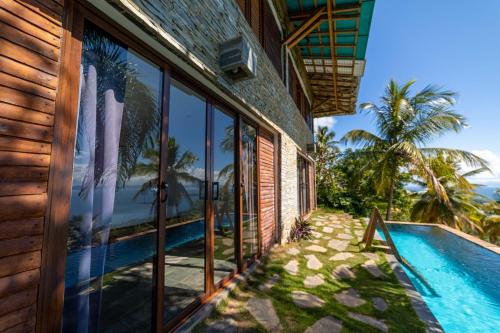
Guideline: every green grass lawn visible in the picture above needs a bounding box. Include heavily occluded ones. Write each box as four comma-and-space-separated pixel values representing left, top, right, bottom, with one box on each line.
194, 208, 426, 332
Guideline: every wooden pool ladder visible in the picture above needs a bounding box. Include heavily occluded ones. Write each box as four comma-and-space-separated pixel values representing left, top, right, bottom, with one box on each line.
363, 208, 436, 294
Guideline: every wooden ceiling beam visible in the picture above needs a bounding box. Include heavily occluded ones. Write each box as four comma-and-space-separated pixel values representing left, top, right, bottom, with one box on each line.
288, 4, 361, 21
326, 0, 339, 112
283, 7, 326, 47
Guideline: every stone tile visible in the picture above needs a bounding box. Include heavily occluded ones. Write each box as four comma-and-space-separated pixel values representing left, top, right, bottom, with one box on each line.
222, 238, 233, 246
304, 316, 343, 333
222, 248, 233, 256
322, 226, 333, 233
362, 252, 379, 261
304, 274, 325, 288
259, 273, 281, 292
372, 297, 389, 312
247, 298, 282, 332
336, 233, 353, 240
332, 264, 356, 279
306, 245, 328, 253
328, 240, 349, 251
311, 231, 322, 238
292, 291, 325, 308
331, 224, 344, 229
204, 318, 239, 333
362, 260, 386, 278
347, 312, 388, 332
284, 259, 299, 275
329, 252, 355, 261
354, 229, 365, 237
309, 239, 320, 244
287, 248, 300, 255
305, 254, 323, 270
333, 288, 366, 307
221, 299, 243, 315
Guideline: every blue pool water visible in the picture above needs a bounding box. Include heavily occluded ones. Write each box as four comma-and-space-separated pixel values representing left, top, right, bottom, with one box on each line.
384, 224, 500, 332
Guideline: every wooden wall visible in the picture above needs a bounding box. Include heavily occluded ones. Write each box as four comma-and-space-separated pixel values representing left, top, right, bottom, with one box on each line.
258, 129, 276, 254
0, 0, 64, 331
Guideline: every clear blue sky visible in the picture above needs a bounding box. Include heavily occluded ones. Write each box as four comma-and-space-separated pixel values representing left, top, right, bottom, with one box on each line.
316, 0, 500, 184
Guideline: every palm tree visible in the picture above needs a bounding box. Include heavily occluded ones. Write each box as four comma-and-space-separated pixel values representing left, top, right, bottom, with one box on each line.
341, 79, 486, 220
314, 125, 340, 189
133, 138, 200, 219
410, 154, 488, 231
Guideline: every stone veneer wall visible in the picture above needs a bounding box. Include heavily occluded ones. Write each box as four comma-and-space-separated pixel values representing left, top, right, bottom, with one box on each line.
111, 0, 312, 242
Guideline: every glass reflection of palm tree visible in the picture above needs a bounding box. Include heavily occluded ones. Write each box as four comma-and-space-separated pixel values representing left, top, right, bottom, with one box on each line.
72, 23, 159, 332
134, 138, 200, 220
215, 125, 235, 236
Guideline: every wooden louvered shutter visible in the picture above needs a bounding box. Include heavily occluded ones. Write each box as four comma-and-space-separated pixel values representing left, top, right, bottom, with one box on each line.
258, 129, 276, 254
262, 0, 282, 78
249, 0, 262, 41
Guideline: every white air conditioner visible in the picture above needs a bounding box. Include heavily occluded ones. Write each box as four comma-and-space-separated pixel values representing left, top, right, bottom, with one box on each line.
219, 35, 257, 81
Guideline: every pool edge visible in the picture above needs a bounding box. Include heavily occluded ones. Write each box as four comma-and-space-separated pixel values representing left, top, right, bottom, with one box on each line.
385, 253, 444, 333
386, 221, 500, 255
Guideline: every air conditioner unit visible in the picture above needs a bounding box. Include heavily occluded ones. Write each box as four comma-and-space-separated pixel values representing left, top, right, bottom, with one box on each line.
219, 35, 257, 81
307, 143, 316, 154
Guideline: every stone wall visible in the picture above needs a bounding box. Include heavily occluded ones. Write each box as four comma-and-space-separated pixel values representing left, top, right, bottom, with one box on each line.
110, 0, 312, 241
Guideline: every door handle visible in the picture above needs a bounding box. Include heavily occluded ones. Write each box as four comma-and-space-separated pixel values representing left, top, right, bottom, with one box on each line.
212, 182, 219, 201
160, 181, 168, 203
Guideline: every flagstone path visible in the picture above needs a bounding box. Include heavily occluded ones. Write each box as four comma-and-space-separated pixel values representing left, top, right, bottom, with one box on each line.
196, 210, 428, 333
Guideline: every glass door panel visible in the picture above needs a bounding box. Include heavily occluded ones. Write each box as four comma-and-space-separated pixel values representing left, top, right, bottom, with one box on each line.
164, 80, 207, 322
241, 122, 259, 261
63, 22, 162, 332
212, 108, 236, 283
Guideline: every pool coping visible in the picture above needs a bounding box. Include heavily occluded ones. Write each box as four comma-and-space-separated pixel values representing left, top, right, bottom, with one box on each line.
384, 253, 444, 333
386, 221, 500, 254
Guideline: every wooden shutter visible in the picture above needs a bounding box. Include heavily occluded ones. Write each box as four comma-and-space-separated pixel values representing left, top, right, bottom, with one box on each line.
249, 0, 261, 41
0, 0, 64, 331
262, 0, 282, 77
236, 0, 246, 14
258, 129, 276, 254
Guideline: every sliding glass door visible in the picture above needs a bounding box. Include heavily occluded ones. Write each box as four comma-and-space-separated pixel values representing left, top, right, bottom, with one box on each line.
61, 18, 259, 332
63, 22, 162, 332
164, 79, 207, 322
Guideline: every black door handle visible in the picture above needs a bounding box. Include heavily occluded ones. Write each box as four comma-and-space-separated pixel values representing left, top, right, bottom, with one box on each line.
212, 182, 219, 201
160, 181, 168, 202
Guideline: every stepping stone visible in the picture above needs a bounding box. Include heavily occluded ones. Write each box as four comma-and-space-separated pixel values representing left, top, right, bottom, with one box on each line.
334, 288, 366, 307
329, 252, 355, 261
304, 316, 343, 333
309, 239, 320, 244
222, 238, 233, 246
304, 274, 325, 288
332, 264, 356, 279
354, 230, 365, 237
347, 312, 388, 332
323, 227, 333, 233
372, 297, 388, 312
336, 233, 353, 240
305, 254, 323, 270
247, 298, 282, 332
287, 248, 300, 255
306, 245, 327, 253
322, 235, 331, 240
362, 260, 386, 278
204, 318, 239, 333
362, 252, 379, 261
331, 224, 343, 229
259, 273, 281, 292
284, 259, 299, 275
292, 291, 325, 308
328, 240, 349, 251
222, 248, 233, 256
312, 231, 322, 238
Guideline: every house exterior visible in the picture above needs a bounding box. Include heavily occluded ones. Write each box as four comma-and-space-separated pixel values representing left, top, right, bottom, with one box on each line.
0, 0, 374, 332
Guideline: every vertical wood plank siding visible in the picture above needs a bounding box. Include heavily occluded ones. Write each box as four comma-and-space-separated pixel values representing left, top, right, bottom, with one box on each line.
258, 129, 276, 254
0, 0, 63, 331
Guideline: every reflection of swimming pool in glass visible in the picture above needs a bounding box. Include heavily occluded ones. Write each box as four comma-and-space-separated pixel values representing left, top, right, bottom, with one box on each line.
64, 215, 242, 288
383, 224, 500, 333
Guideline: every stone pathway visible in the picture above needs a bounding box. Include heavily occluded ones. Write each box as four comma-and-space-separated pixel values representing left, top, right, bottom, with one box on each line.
292, 291, 325, 308
372, 297, 389, 312
336, 233, 353, 240
304, 316, 342, 333
322, 226, 333, 233
305, 245, 328, 253
305, 254, 323, 270
304, 274, 325, 288
287, 247, 300, 255
259, 273, 281, 292
204, 318, 239, 333
247, 298, 282, 332
329, 252, 355, 261
348, 312, 389, 332
333, 288, 366, 307
327, 239, 349, 251
284, 259, 299, 275
362, 260, 387, 278
332, 264, 356, 279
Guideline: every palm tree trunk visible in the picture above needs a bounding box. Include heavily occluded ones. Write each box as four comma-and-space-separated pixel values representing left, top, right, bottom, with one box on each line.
386, 179, 394, 221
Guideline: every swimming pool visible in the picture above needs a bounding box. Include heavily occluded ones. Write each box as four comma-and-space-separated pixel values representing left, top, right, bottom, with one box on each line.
385, 224, 500, 333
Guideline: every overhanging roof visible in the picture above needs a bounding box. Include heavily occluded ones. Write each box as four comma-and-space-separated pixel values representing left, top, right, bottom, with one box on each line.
284, 0, 375, 117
